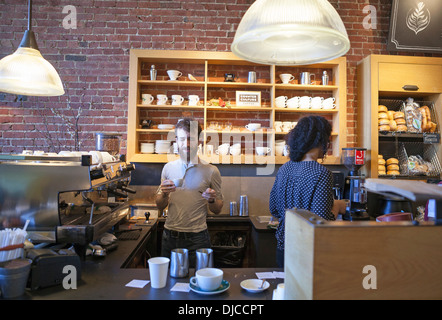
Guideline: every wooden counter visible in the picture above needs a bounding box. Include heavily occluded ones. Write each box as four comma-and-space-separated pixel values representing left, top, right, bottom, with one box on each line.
284, 208, 442, 300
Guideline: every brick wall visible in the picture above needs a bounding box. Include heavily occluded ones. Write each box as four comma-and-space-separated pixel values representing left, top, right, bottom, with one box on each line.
0, 0, 440, 153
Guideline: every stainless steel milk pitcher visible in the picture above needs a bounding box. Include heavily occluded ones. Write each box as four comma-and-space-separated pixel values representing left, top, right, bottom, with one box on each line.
195, 248, 214, 271
239, 195, 248, 216
170, 248, 189, 278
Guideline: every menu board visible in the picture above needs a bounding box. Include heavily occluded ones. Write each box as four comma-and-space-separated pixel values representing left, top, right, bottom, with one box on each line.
387, 0, 442, 53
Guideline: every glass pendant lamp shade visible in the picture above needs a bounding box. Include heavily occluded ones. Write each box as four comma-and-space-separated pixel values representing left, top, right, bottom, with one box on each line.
231, 0, 350, 65
0, 1, 64, 96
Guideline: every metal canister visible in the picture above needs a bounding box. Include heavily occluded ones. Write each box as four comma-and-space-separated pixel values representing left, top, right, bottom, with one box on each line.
230, 201, 238, 216
322, 71, 329, 85
239, 195, 248, 216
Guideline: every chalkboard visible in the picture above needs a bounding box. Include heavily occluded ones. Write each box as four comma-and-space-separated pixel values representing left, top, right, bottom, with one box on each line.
387, 0, 442, 53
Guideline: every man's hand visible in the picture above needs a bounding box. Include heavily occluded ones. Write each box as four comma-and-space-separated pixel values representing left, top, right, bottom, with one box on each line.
160, 180, 176, 196
201, 188, 217, 203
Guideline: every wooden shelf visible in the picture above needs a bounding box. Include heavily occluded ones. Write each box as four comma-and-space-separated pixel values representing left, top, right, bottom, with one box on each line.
128, 50, 347, 164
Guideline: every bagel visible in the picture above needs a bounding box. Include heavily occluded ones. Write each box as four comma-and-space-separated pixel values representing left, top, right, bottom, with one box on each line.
397, 124, 408, 132
378, 112, 388, 119
387, 164, 399, 171
387, 110, 395, 120
378, 105, 388, 112
389, 120, 397, 131
387, 170, 400, 175
393, 111, 405, 119
379, 125, 390, 131
378, 119, 390, 126
395, 118, 406, 125
386, 158, 399, 165
378, 158, 386, 165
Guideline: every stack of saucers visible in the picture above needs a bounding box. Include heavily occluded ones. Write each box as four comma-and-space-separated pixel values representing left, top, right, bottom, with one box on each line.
155, 140, 171, 154
140, 143, 154, 154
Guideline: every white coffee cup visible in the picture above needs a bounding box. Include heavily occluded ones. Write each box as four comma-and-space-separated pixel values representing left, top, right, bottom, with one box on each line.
275, 145, 284, 156
230, 146, 241, 156
283, 145, 290, 156
148, 257, 170, 289
282, 121, 292, 132
190, 268, 223, 291
279, 73, 295, 84
274, 121, 283, 132
167, 70, 182, 81
245, 123, 261, 131
256, 146, 271, 156
157, 94, 168, 105
172, 95, 184, 105
311, 96, 324, 109
206, 145, 214, 156
299, 96, 311, 109
215, 143, 230, 155
273, 283, 285, 300
188, 95, 200, 106
287, 96, 300, 108
141, 93, 154, 105
275, 139, 286, 146
323, 97, 336, 109
275, 95, 287, 108
173, 178, 183, 187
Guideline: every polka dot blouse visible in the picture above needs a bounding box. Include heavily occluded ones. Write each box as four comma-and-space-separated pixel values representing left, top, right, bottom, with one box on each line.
269, 161, 335, 251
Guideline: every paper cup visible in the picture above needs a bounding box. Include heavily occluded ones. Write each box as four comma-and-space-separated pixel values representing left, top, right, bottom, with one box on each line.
148, 257, 170, 289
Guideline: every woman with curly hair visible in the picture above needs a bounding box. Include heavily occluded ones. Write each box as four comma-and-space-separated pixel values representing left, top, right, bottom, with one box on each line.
269, 115, 345, 267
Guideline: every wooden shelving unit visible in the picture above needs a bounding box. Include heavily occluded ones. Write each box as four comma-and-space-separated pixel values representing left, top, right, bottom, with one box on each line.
357, 54, 442, 179
127, 50, 347, 165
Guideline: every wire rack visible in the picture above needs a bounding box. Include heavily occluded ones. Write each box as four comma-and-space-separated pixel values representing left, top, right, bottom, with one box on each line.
398, 142, 442, 177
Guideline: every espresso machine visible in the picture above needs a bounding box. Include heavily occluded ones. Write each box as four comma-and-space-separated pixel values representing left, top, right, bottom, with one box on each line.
342, 147, 370, 221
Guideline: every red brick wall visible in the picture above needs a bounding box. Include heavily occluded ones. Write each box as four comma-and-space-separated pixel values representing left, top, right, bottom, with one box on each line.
0, 0, 440, 153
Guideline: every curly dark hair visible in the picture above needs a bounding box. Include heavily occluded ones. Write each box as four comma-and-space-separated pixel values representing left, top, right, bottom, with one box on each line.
287, 116, 332, 162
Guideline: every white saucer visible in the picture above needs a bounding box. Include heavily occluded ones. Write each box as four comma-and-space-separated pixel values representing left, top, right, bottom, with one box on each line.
240, 279, 269, 293
189, 279, 230, 295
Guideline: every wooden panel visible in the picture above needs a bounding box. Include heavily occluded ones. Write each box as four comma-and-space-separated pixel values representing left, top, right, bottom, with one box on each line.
379, 62, 442, 93
285, 209, 442, 300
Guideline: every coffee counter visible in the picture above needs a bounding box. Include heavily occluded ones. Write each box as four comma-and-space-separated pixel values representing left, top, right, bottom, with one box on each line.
19, 217, 283, 300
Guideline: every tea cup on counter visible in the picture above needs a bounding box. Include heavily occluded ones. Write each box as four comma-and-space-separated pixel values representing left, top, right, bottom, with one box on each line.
190, 268, 223, 292
287, 96, 300, 109
299, 96, 311, 109
172, 95, 184, 106
141, 93, 154, 105
322, 97, 336, 109
245, 123, 261, 131
275, 96, 288, 108
279, 73, 295, 84
157, 94, 168, 105
167, 70, 182, 81
311, 96, 324, 109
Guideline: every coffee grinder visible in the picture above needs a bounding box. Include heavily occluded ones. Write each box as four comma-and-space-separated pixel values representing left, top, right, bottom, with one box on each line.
342, 147, 370, 221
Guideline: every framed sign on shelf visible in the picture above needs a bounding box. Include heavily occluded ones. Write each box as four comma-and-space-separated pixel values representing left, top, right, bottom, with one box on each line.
387, 0, 442, 53
235, 91, 261, 107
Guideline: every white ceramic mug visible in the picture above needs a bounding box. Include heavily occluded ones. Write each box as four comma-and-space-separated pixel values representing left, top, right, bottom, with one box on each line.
322, 97, 336, 109
173, 178, 183, 187
273, 283, 285, 300
141, 93, 154, 105
282, 121, 292, 132
275, 145, 284, 156
167, 70, 182, 80
190, 268, 223, 291
275, 96, 288, 108
188, 95, 200, 106
287, 96, 300, 109
245, 123, 261, 131
279, 73, 294, 84
230, 147, 241, 156
256, 146, 271, 155
215, 143, 230, 155
299, 96, 311, 109
172, 95, 184, 105
157, 94, 168, 105
311, 96, 324, 109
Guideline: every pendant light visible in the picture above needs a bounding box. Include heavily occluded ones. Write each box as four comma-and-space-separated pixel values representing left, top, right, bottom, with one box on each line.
0, 0, 64, 96
231, 0, 350, 66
